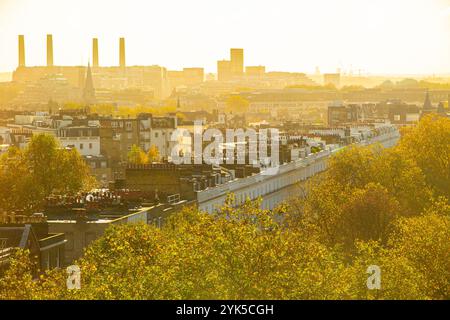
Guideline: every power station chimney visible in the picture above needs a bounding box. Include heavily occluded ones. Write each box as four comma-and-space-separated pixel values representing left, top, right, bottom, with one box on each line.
92, 38, 99, 67
119, 37, 125, 68
47, 34, 54, 67
18, 35, 25, 67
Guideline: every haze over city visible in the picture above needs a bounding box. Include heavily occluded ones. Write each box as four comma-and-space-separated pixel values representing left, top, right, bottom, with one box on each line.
1, 0, 450, 74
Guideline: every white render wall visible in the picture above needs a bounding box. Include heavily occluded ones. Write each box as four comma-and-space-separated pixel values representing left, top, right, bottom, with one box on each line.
57, 136, 101, 156
197, 127, 400, 213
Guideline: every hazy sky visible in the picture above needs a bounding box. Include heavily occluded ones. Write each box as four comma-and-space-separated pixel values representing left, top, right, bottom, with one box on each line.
0, 0, 449, 74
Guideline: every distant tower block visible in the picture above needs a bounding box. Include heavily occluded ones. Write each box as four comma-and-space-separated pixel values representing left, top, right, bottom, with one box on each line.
47, 34, 54, 67
18, 35, 25, 67
119, 37, 126, 68
230, 48, 244, 76
92, 38, 99, 67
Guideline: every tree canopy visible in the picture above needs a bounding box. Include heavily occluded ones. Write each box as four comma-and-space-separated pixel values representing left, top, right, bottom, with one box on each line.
1, 115, 449, 299
0, 134, 96, 213
225, 96, 250, 114
127, 144, 160, 165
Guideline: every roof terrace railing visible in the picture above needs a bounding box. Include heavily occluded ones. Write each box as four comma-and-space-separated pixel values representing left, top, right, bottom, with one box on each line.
0, 214, 47, 224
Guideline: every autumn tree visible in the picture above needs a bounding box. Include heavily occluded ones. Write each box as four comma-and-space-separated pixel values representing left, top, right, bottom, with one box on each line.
345, 202, 450, 300
397, 114, 450, 199
0, 134, 95, 213
147, 145, 160, 163
225, 95, 250, 114
0, 249, 67, 300
346, 241, 429, 300
0, 199, 352, 300
1, 197, 449, 300
127, 144, 148, 165
386, 204, 450, 299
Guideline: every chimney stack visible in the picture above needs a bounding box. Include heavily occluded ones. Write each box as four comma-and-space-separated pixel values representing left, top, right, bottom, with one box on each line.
119, 37, 125, 68
47, 34, 54, 67
92, 38, 99, 67
18, 35, 25, 67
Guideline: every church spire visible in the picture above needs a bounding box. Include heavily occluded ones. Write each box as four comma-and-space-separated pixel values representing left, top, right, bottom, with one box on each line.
423, 90, 433, 111
83, 62, 96, 105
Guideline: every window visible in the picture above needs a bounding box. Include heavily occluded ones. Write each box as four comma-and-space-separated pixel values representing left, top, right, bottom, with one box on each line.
155, 132, 159, 138
127, 132, 133, 140
89, 143, 93, 149
79, 143, 84, 150
101, 161, 107, 168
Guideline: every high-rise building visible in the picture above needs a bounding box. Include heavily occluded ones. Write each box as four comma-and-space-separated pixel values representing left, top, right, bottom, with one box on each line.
217, 60, 232, 81
230, 48, 244, 77
47, 34, 54, 67
119, 37, 126, 68
18, 35, 25, 67
92, 38, 99, 68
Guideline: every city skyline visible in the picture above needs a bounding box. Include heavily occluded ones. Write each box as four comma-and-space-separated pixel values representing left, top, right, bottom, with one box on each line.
0, 0, 450, 75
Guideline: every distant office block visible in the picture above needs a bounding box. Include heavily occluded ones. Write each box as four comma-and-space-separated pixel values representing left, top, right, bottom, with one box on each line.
92, 38, 99, 67
230, 48, 244, 77
18, 35, 25, 67
47, 34, 54, 67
